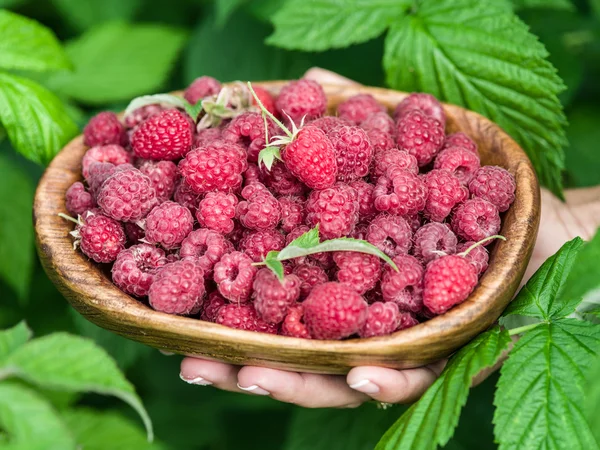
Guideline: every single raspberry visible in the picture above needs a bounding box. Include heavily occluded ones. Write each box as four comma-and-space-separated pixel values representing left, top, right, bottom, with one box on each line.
84, 111, 125, 147
366, 214, 412, 258
282, 126, 337, 190
396, 109, 444, 166
149, 259, 205, 315
244, 164, 261, 186
260, 161, 305, 196
380, 254, 424, 313
131, 109, 193, 160
201, 291, 227, 322
292, 263, 329, 299
359, 302, 401, 338
144, 201, 193, 249
373, 169, 427, 216
442, 132, 478, 155
398, 311, 420, 330
337, 94, 386, 125
196, 192, 238, 234
97, 167, 157, 222
276, 79, 327, 124
240, 181, 270, 199
310, 116, 350, 134
434, 145, 480, 185
236, 187, 281, 231
137, 160, 179, 203
173, 179, 202, 215
412, 222, 458, 263
111, 244, 167, 297
303, 282, 368, 340
360, 111, 396, 137
66, 182, 95, 216
124, 222, 145, 244
82, 145, 132, 178
86, 162, 116, 199
251, 86, 277, 116
279, 196, 306, 232
328, 125, 373, 182
180, 229, 233, 277
422, 169, 469, 222
333, 251, 381, 295
394, 93, 446, 128
306, 183, 359, 239
451, 198, 501, 242
124, 104, 164, 129
349, 180, 377, 221
184, 76, 222, 104
468, 166, 516, 212
423, 255, 478, 314
213, 251, 257, 302
222, 112, 275, 155
216, 303, 278, 334
457, 241, 489, 275
281, 304, 311, 338
367, 128, 396, 153
239, 229, 285, 262
371, 149, 418, 181
74, 211, 126, 263
253, 269, 301, 324
194, 128, 222, 148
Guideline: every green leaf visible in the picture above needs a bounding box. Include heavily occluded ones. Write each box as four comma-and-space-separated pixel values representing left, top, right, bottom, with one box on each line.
46, 22, 187, 105
494, 319, 600, 450
0, 0, 28, 8
51, 0, 143, 32
503, 237, 584, 320
286, 226, 320, 249
264, 251, 285, 281
216, 0, 248, 27
267, 0, 411, 51
376, 327, 511, 450
586, 358, 600, 445
124, 94, 187, 117
257, 146, 282, 171
511, 0, 573, 10
0, 322, 31, 362
0, 73, 79, 165
383, 0, 567, 197
565, 105, 600, 187
0, 10, 71, 72
183, 101, 204, 123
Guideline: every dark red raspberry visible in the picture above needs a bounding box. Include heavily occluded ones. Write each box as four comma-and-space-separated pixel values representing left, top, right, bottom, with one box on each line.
82, 145, 132, 178
422, 169, 469, 222
137, 160, 179, 203
423, 255, 478, 314
397, 109, 444, 166
333, 251, 381, 295
292, 263, 329, 299
236, 187, 281, 231
442, 132, 478, 155
468, 166, 516, 212
97, 167, 157, 222
201, 291, 227, 322
239, 229, 285, 262
373, 169, 427, 216
434, 145, 480, 185
216, 303, 278, 334
74, 211, 125, 263
349, 180, 377, 221
253, 269, 301, 324
173, 179, 201, 215
380, 254, 424, 313
131, 109, 193, 160
124, 104, 164, 129
213, 251, 257, 302
359, 302, 401, 338
144, 201, 193, 249
184, 76, 222, 104
149, 259, 205, 315
412, 222, 457, 263
194, 128, 222, 148
223, 112, 276, 153
394, 93, 446, 128
281, 304, 311, 338
366, 214, 412, 258
337, 94, 386, 125
180, 229, 233, 277
303, 282, 368, 340
360, 111, 396, 137
367, 128, 396, 153
251, 86, 277, 116
196, 192, 238, 234
111, 244, 167, 297
328, 125, 373, 181
398, 311, 420, 330
310, 116, 350, 134
260, 161, 305, 196
279, 196, 306, 232
84, 111, 125, 147
371, 149, 418, 181
276, 79, 327, 124
124, 222, 145, 244
66, 182, 95, 216
457, 241, 489, 275
306, 183, 359, 239
451, 198, 501, 242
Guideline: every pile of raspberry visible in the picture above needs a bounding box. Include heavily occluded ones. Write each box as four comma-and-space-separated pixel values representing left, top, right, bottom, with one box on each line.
63, 76, 516, 340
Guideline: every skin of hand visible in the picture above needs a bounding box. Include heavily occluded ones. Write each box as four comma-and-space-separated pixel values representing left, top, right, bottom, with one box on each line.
179, 68, 600, 408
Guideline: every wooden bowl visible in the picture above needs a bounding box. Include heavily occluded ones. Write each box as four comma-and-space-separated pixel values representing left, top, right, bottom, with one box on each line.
34, 82, 540, 374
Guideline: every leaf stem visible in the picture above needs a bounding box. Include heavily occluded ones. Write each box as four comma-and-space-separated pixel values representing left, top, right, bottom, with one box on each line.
459, 235, 506, 257
57, 213, 80, 225
247, 82, 292, 138
508, 322, 541, 336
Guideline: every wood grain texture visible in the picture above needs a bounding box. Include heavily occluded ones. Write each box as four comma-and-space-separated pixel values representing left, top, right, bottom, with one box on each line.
33, 82, 541, 374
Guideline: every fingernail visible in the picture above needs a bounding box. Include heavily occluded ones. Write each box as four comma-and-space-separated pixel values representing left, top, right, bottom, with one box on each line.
237, 383, 270, 396
179, 373, 212, 386
160, 350, 174, 356
349, 379, 380, 394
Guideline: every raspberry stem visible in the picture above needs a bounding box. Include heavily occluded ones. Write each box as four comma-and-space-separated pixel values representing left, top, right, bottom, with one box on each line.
247, 82, 292, 139
458, 235, 506, 257
58, 212, 81, 225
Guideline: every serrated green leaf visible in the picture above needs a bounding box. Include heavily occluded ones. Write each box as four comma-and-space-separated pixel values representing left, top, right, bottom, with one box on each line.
494, 319, 600, 450
51, 0, 143, 32
215, 0, 248, 27
0, 10, 71, 72
376, 327, 511, 450
264, 252, 285, 281
384, 0, 567, 197
184, 101, 204, 122
0, 322, 31, 362
286, 226, 320, 249
257, 146, 281, 171
124, 94, 187, 118
503, 237, 584, 320
0, 73, 79, 165
586, 358, 600, 445
511, 0, 573, 10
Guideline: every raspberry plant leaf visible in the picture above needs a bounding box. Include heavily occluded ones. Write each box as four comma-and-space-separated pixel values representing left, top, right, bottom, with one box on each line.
264, 251, 285, 281
376, 326, 511, 450
586, 359, 600, 445
285, 226, 321, 249
257, 146, 282, 171
0, 322, 31, 362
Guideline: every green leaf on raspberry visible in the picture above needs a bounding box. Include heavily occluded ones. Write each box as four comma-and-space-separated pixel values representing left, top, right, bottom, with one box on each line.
184, 101, 205, 123
286, 226, 321, 249
257, 146, 282, 171
264, 251, 285, 281
124, 94, 187, 118
0, 322, 32, 361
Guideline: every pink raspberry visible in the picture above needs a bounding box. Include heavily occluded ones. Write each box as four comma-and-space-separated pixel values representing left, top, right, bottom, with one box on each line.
310, 116, 350, 134
423, 255, 478, 314
457, 241, 489, 275
240, 181, 270, 199
223, 112, 276, 154
371, 149, 418, 181
434, 145, 480, 185
84, 111, 125, 147
394, 93, 446, 128
260, 161, 305, 196
144, 201, 193, 249
380, 254, 424, 313
194, 128, 222, 148
276, 79, 327, 124
422, 169, 469, 222
328, 125, 373, 181
216, 303, 278, 334
97, 167, 157, 222
137, 160, 179, 203
111, 244, 167, 297
306, 183, 359, 239
367, 128, 396, 153
279, 196, 306, 232
124, 104, 164, 129
281, 304, 311, 338
74, 211, 125, 263
149, 259, 205, 315
124, 222, 145, 244
236, 186, 281, 231
292, 263, 329, 299
360, 111, 396, 137
213, 251, 257, 302
303, 282, 368, 340
373, 169, 427, 216
131, 109, 193, 160
366, 214, 412, 258
253, 269, 301, 324
66, 182, 95, 216
468, 166, 516, 212
196, 192, 238, 234
251, 86, 277, 116
359, 302, 401, 338
239, 229, 285, 262
443, 132, 478, 155
173, 179, 201, 215
451, 198, 501, 242
86, 162, 125, 200
180, 229, 233, 277
184, 76, 222, 104
244, 164, 261, 185
333, 251, 381, 295
412, 222, 458, 263
397, 109, 444, 166
201, 291, 227, 322
82, 145, 132, 178
337, 94, 386, 125
349, 180, 377, 221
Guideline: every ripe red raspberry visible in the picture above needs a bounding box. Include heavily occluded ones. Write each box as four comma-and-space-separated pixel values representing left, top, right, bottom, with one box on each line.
144, 201, 193, 249
84, 111, 125, 147
196, 192, 238, 234
97, 167, 157, 222
86, 162, 116, 199
194, 128, 222, 148
360, 111, 396, 137
366, 214, 412, 258
276, 79, 327, 124
468, 166, 516, 212
184, 76, 221, 104
333, 251, 381, 295
73, 211, 125, 263
367, 128, 396, 153
398, 311, 420, 330
443, 132, 478, 155
236, 187, 281, 231
279, 196, 306, 232
380, 254, 424, 313
201, 291, 227, 322
124, 104, 164, 129
292, 263, 329, 299
394, 93, 446, 128
282, 126, 337, 190
179, 139, 248, 194
310, 116, 350, 134
216, 303, 278, 334
239, 229, 285, 262
371, 149, 418, 181
149, 259, 205, 315
281, 304, 311, 338
457, 241, 489, 275
349, 180, 377, 221
131, 109, 193, 160
124, 222, 145, 244
213, 251, 257, 302
337, 94, 386, 125
66, 182, 95, 216
422, 169, 469, 222
82, 145, 132, 178
413, 222, 458, 263
451, 198, 501, 242
303, 282, 368, 340
251, 86, 277, 116
423, 255, 478, 314
328, 125, 373, 181
306, 183, 359, 239
397, 109, 444, 166
260, 161, 305, 196
373, 169, 427, 216
173, 179, 201, 215
111, 244, 167, 297
180, 229, 233, 277
434, 145, 480, 185
359, 302, 401, 338
240, 181, 270, 199
253, 269, 301, 324
137, 160, 179, 203
222, 112, 276, 156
